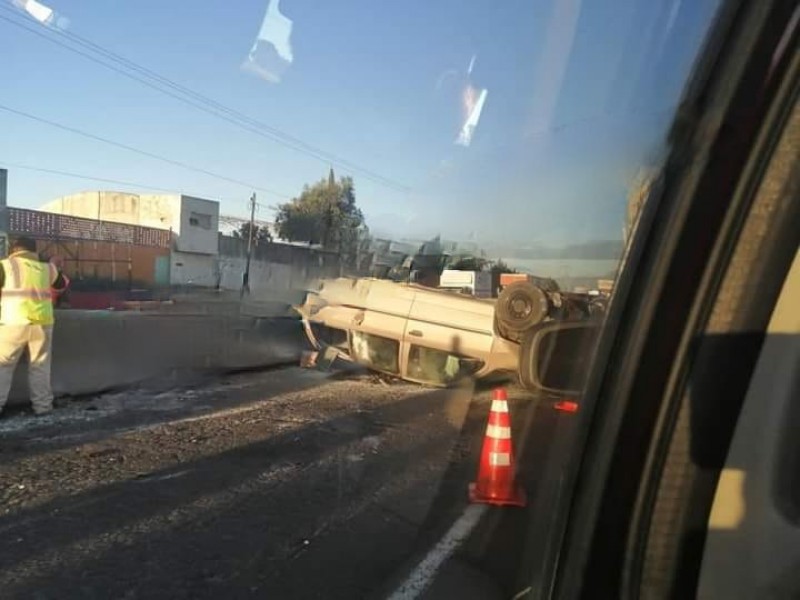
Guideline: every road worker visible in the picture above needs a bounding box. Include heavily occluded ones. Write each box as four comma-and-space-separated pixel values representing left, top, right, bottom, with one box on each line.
48, 255, 71, 307
0, 237, 69, 417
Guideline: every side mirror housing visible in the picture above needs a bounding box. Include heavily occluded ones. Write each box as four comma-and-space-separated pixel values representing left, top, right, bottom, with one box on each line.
520, 321, 602, 395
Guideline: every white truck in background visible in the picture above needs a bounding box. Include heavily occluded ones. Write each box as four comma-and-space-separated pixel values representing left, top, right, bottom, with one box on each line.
438, 269, 493, 298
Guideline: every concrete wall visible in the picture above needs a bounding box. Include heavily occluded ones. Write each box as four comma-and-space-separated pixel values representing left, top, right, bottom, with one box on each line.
42, 191, 180, 229
7, 310, 309, 406
216, 235, 342, 295
217, 255, 295, 292
0, 169, 7, 256
133, 194, 178, 230
41, 192, 221, 256
36, 195, 340, 293
0, 168, 6, 209
40, 192, 96, 220
40, 191, 221, 287
171, 251, 217, 287
98, 192, 147, 226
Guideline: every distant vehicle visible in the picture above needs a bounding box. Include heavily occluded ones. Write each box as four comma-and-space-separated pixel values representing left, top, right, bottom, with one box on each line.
498, 272, 560, 293
295, 276, 589, 387
438, 269, 492, 298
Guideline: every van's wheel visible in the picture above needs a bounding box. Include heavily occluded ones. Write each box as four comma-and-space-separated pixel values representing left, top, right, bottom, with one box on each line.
496, 281, 549, 334
589, 297, 608, 319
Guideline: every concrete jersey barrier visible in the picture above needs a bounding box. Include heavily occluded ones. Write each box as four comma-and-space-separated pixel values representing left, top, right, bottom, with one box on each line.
6, 310, 309, 406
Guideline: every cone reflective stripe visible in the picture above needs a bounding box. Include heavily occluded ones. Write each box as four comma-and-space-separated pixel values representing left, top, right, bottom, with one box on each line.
469, 388, 527, 507
490, 400, 509, 413
485, 424, 511, 439
488, 452, 512, 467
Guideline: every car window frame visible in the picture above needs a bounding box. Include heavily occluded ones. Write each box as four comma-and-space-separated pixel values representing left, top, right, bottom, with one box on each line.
541, 1, 800, 598
349, 329, 403, 375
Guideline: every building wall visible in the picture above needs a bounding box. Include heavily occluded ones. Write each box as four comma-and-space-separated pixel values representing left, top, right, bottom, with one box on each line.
40, 191, 98, 220
217, 255, 294, 292
171, 251, 217, 287
175, 195, 219, 255
35, 239, 169, 287
41, 192, 220, 286
95, 192, 142, 225
216, 235, 341, 293
0, 169, 7, 256
0, 168, 6, 210
41, 191, 181, 230
133, 194, 178, 230
31, 233, 341, 292
39, 192, 90, 219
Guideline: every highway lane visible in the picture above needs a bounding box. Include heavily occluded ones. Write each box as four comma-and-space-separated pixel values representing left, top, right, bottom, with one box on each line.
0, 367, 548, 599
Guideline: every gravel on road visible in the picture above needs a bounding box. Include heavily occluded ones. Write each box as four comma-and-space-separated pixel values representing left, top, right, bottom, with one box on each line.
0, 367, 492, 599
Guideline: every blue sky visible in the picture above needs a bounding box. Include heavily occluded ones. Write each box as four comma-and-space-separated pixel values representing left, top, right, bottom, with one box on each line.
0, 0, 720, 246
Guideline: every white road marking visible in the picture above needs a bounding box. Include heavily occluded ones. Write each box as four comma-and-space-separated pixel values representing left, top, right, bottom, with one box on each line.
386, 503, 488, 599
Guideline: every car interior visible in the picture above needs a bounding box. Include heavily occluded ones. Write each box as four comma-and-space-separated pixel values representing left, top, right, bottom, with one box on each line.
533, 1, 799, 597
415, 1, 798, 597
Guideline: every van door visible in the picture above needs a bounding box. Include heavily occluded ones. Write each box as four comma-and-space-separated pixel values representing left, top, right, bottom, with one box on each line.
347, 280, 416, 376
402, 289, 496, 384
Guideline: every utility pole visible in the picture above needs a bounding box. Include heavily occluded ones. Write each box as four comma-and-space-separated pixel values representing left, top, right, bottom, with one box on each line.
241, 192, 256, 298
0, 169, 8, 258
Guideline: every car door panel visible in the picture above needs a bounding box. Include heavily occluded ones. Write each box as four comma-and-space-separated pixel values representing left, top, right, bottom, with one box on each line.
401, 289, 498, 383
405, 290, 495, 357
348, 280, 416, 375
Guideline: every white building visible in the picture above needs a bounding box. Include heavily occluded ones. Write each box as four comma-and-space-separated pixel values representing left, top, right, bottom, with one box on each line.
41, 191, 220, 286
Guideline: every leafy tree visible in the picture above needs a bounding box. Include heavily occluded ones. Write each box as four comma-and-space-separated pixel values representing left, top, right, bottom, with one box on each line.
448, 256, 489, 271
275, 169, 367, 267
491, 259, 517, 274
446, 256, 516, 273
233, 222, 272, 245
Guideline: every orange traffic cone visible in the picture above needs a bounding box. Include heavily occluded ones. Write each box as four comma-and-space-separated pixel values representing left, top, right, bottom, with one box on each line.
469, 388, 527, 507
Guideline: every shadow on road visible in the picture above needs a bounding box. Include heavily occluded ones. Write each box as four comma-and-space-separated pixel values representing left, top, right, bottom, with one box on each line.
0, 367, 328, 461
0, 385, 477, 599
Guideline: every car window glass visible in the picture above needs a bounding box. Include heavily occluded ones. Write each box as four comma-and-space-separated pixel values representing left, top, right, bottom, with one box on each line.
408, 344, 484, 385
0, 0, 725, 597
351, 330, 400, 373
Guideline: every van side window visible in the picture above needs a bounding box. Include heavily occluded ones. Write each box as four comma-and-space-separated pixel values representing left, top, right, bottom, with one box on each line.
407, 345, 483, 385
351, 331, 399, 374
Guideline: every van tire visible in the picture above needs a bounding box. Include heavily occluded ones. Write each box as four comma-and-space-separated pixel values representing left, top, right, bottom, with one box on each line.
496, 281, 549, 333
589, 297, 608, 318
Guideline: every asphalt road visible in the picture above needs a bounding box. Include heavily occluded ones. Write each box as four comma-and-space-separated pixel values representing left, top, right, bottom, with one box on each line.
0, 367, 551, 599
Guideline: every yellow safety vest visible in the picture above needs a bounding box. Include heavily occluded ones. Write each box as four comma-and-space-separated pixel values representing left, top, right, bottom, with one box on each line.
0, 252, 57, 326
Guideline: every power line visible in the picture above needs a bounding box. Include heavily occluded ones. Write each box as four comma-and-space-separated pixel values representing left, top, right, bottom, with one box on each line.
1, 4, 677, 202
0, 6, 411, 192
0, 103, 290, 198
0, 159, 195, 194
219, 215, 273, 227
1, 160, 273, 222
